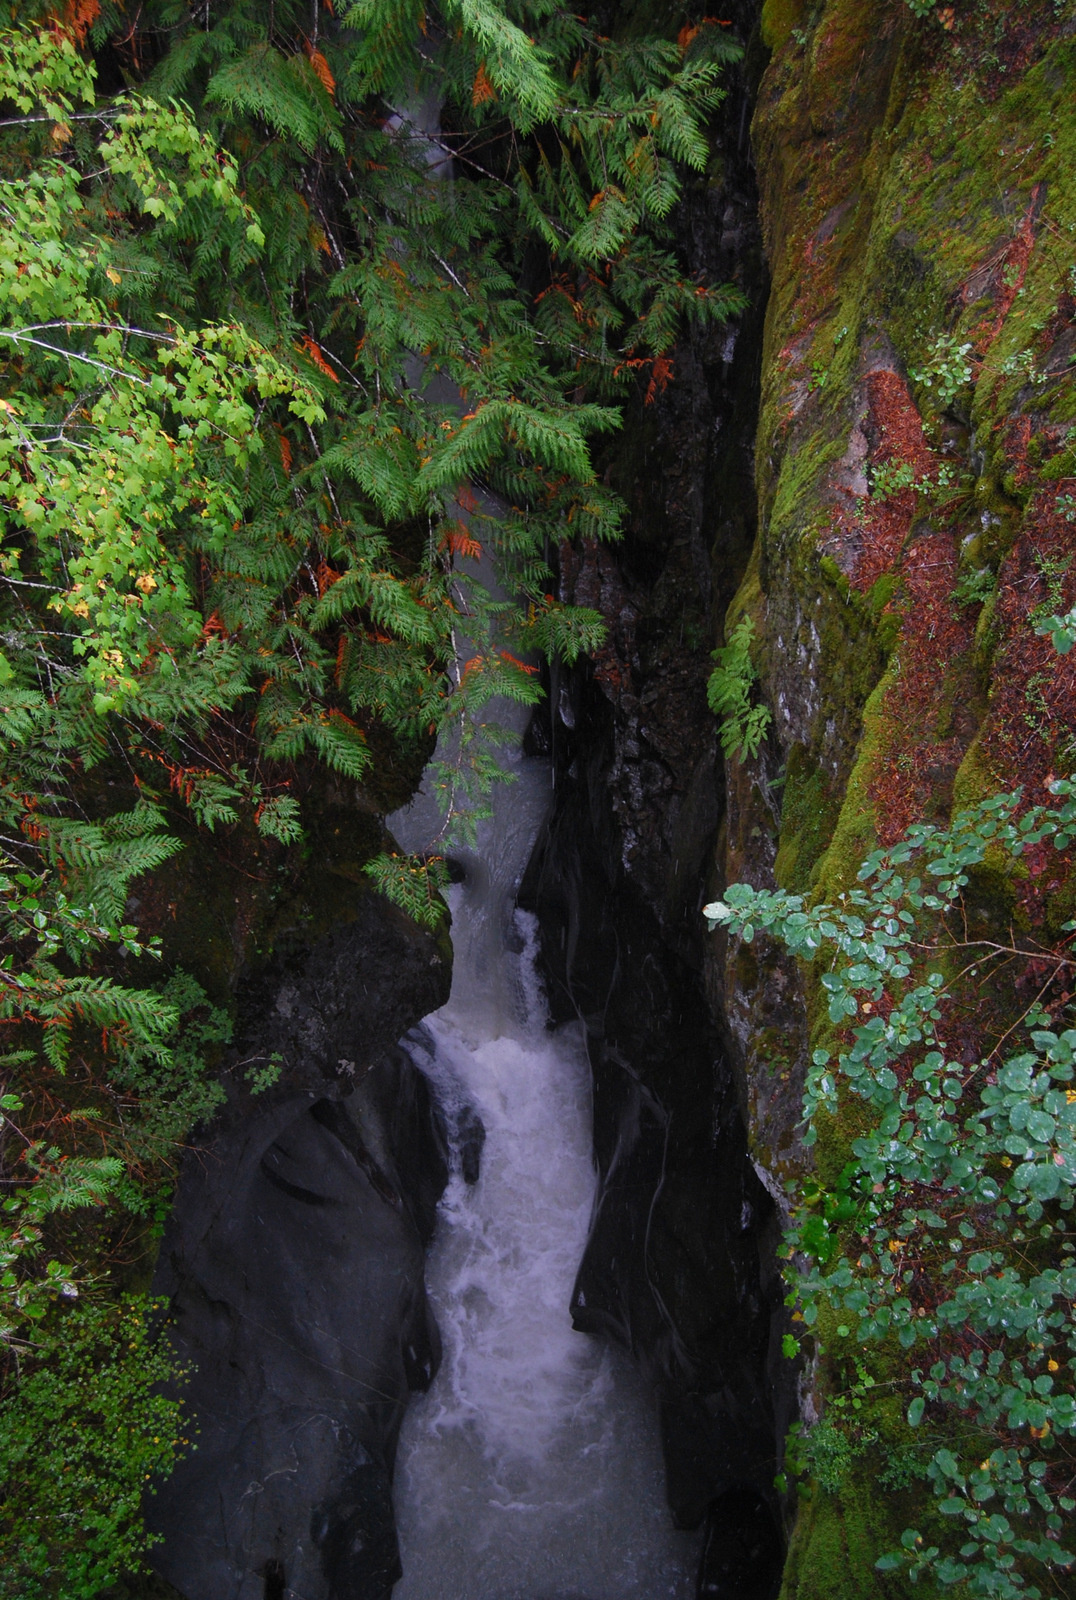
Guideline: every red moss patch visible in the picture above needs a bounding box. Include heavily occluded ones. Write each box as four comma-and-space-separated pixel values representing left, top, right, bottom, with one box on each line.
853, 369, 937, 592
869, 522, 974, 844
964, 186, 1045, 351
981, 489, 1076, 810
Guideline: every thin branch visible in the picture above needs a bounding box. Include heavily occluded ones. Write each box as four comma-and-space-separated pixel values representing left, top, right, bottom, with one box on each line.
433, 253, 470, 295
0, 332, 152, 388
5, 321, 173, 342
986, 971, 1061, 1066
0, 110, 124, 128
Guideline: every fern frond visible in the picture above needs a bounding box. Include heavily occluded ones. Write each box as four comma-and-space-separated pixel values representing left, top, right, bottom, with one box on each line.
205, 43, 344, 153
307, 712, 372, 780
363, 850, 447, 929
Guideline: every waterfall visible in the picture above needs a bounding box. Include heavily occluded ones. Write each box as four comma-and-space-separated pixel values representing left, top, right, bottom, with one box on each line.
380, 94, 699, 1584
387, 735, 701, 1599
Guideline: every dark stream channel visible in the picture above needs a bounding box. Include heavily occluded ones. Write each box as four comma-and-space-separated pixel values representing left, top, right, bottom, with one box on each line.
145, 4, 791, 1596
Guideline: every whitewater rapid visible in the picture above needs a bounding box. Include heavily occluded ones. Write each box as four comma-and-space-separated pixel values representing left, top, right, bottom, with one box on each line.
388, 740, 700, 1600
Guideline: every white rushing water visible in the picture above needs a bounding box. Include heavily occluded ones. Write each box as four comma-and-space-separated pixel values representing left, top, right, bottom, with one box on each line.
388, 738, 701, 1600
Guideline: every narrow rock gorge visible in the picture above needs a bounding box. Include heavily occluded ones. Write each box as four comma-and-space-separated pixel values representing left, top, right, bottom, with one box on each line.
144, 3, 1076, 1595
3, 3, 1073, 1599
142, 7, 799, 1596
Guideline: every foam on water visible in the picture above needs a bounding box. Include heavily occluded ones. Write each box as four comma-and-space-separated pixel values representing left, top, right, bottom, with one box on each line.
389, 747, 700, 1600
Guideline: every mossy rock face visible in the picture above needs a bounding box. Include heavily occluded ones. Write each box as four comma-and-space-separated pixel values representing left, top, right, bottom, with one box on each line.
774, 744, 839, 894
779, 1479, 943, 1600
760, 0, 807, 52
716, 1, 1076, 1594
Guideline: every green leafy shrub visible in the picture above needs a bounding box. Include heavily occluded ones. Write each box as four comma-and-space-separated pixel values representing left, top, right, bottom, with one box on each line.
801, 1416, 862, 1493
0, 1298, 186, 1599
0, 861, 224, 1591
953, 566, 998, 608
706, 783, 1076, 1597
910, 332, 976, 410
1035, 601, 1076, 656
108, 972, 231, 1163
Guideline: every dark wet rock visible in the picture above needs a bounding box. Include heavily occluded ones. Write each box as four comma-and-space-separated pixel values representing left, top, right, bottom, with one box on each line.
232, 895, 450, 1104
147, 902, 450, 1600
313, 1457, 402, 1600
523, 695, 782, 1541
522, 4, 789, 1593
262, 1560, 286, 1600
455, 1103, 486, 1186
697, 1489, 786, 1599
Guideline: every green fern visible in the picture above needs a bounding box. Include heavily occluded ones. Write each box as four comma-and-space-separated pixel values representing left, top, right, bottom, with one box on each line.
206, 44, 344, 154
362, 851, 449, 929
254, 793, 303, 844
707, 617, 773, 763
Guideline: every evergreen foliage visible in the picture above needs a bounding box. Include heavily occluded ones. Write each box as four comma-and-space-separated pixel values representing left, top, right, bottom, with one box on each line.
0, 0, 744, 1585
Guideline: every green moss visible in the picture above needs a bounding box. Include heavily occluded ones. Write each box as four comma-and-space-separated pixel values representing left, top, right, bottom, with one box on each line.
767, 435, 846, 547
951, 731, 1002, 814
780, 1480, 926, 1600
782, 1364, 947, 1600
864, 572, 897, 616
812, 1091, 871, 1192
818, 553, 850, 600
972, 587, 1001, 678
1044, 866, 1076, 942
726, 538, 764, 634
775, 745, 842, 894
761, 0, 807, 51
809, 675, 889, 901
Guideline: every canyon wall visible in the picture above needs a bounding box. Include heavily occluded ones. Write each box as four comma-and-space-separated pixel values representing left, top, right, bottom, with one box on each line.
524, 5, 793, 1592
141, 768, 452, 1600
717, 2, 1076, 1593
